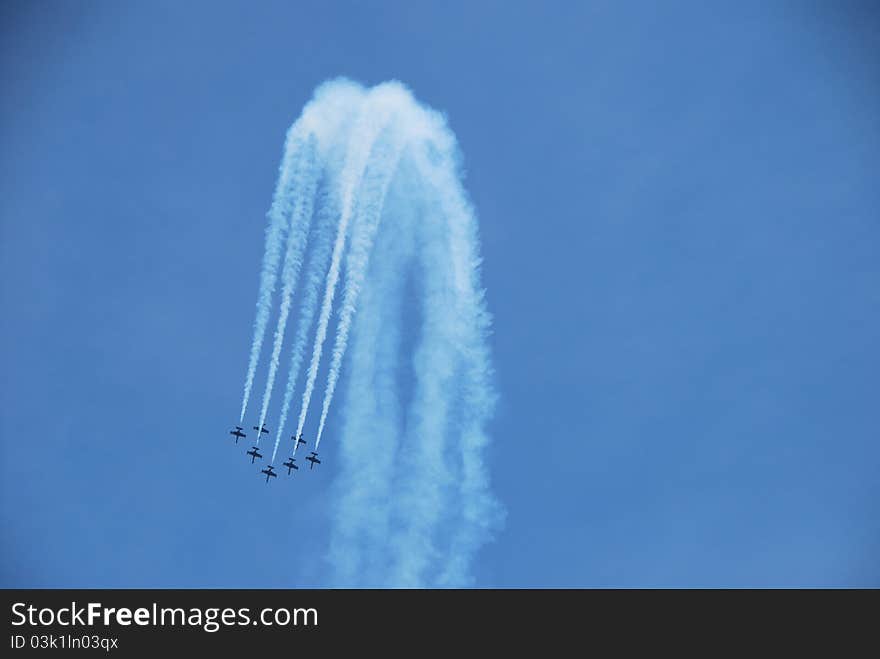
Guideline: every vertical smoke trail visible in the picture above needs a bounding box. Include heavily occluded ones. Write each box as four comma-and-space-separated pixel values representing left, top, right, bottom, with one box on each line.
387, 191, 457, 585
238, 127, 303, 423
269, 183, 338, 464
314, 132, 405, 450
254, 135, 319, 448
294, 87, 400, 442
328, 156, 417, 585
413, 154, 502, 586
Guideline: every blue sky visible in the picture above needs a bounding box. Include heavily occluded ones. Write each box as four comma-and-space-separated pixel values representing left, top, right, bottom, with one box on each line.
1, 0, 878, 587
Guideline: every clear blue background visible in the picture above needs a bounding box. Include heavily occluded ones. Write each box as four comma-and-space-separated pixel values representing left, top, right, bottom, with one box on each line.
1, 0, 878, 587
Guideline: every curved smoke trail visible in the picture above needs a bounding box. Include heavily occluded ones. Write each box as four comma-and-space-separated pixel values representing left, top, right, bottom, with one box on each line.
239, 79, 501, 585
238, 78, 365, 427
294, 87, 402, 442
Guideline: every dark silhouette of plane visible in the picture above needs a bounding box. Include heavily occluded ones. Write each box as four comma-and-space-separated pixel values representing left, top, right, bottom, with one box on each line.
253, 424, 269, 436
246, 446, 263, 463
306, 452, 321, 470
282, 457, 299, 475
291, 433, 306, 448
261, 465, 277, 483
229, 426, 246, 443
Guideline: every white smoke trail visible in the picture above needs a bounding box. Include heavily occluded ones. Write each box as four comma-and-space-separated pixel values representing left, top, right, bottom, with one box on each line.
238, 128, 302, 423
239, 77, 366, 427
386, 188, 457, 585
254, 135, 319, 449
410, 150, 502, 586
241, 79, 501, 585
269, 185, 338, 464
327, 184, 413, 584
323, 83, 501, 586
314, 132, 406, 450
294, 86, 402, 443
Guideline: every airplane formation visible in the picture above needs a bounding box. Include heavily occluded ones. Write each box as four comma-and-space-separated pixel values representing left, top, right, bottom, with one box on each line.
228, 425, 321, 483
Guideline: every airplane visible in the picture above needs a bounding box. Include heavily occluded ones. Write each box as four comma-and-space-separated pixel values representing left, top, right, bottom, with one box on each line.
282, 457, 299, 475
246, 446, 263, 463
253, 424, 269, 436
291, 433, 306, 448
261, 465, 277, 483
229, 426, 246, 443
305, 452, 321, 470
